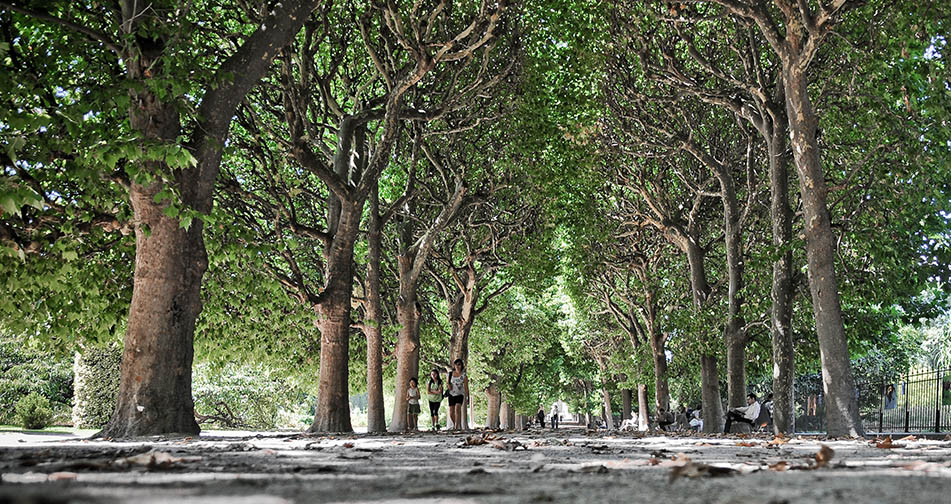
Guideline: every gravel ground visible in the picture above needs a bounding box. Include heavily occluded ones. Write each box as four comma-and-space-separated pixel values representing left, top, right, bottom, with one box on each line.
2, 428, 950, 503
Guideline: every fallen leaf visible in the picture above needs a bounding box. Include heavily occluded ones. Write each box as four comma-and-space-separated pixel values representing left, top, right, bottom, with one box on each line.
342, 442, 355, 449
768, 461, 790, 472
944, 434, 951, 442
669, 462, 738, 483
695, 442, 713, 447
767, 436, 790, 446
897, 435, 917, 442
735, 442, 757, 447
48, 472, 78, 481
814, 445, 834, 468
115, 450, 199, 469
875, 436, 904, 449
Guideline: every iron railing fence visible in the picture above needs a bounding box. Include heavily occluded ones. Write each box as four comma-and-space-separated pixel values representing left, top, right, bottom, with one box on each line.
794, 367, 951, 433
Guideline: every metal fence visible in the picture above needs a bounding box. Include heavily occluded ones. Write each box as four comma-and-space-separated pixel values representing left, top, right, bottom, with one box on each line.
794, 367, 951, 433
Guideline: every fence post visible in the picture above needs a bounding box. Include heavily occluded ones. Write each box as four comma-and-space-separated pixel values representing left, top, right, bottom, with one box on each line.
878, 380, 884, 434
904, 371, 910, 433
937, 369, 942, 433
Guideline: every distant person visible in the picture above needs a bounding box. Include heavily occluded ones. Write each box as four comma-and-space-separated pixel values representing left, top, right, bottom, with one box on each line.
724, 393, 761, 433
762, 393, 775, 416
536, 407, 546, 429
427, 369, 444, 431
675, 405, 689, 430
550, 403, 560, 429
689, 409, 703, 431
407, 377, 420, 431
884, 384, 897, 410
447, 359, 469, 432
656, 407, 674, 431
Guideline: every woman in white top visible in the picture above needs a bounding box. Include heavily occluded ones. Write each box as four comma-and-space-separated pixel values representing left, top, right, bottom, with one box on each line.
407, 377, 421, 431
447, 359, 469, 431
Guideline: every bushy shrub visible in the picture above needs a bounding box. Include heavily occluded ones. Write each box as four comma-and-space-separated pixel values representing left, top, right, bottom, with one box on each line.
72, 344, 121, 428
16, 392, 53, 429
193, 362, 311, 430
0, 340, 73, 425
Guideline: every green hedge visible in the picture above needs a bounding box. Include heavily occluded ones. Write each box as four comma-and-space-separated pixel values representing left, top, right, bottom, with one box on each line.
71, 344, 121, 428
0, 340, 73, 425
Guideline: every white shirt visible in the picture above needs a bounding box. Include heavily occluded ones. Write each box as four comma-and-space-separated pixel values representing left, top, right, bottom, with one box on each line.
738, 401, 761, 421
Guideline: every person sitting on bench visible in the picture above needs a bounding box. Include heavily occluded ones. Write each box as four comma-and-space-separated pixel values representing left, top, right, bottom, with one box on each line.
724, 393, 761, 433
657, 407, 674, 431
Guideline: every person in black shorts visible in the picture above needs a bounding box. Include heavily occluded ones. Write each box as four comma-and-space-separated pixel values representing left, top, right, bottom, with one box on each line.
427, 369, 444, 431
447, 359, 469, 431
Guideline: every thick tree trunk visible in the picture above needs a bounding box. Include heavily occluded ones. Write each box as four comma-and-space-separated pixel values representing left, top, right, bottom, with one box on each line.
102, 181, 204, 437
389, 292, 421, 432
637, 384, 649, 431
720, 172, 747, 409
308, 201, 363, 433
486, 383, 501, 429
600, 384, 615, 431
99, 0, 317, 438
621, 389, 632, 421
700, 354, 723, 433
652, 349, 670, 412
500, 402, 511, 430
447, 276, 477, 430
784, 63, 864, 437
363, 186, 386, 433
100, 65, 202, 438
768, 108, 796, 435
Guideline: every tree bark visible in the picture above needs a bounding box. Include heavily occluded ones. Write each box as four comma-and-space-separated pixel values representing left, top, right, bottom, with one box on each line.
308, 200, 363, 433
500, 402, 511, 430
767, 98, 796, 434
98, 0, 317, 438
700, 354, 723, 433
363, 185, 386, 433
784, 61, 863, 437
621, 389, 632, 420
637, 384, 649, 431
389, 290, 421, 432
486, 383, 501, 429
652, 349, 670, 412
718, 168, 748, 409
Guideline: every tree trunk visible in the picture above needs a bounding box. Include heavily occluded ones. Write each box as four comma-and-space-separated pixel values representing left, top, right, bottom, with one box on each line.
768, 102, 796, 435
500, 402, 511, 430
447, 274, 478, 430
98, 0, 317, 438
621, 389, 632, 420
100, 67, 202, 438
784, 62, 864, 437
718, 169, 747, 409
700, 354, 723, 433
308, 201, 363, 433
600, 382, 615, 431
102, 181, 204, 437
363, 185, 386, 433
389, 292, 421, 432
486, 383, 501, 429
652, 349, 670, 412
637, 384, 649, 431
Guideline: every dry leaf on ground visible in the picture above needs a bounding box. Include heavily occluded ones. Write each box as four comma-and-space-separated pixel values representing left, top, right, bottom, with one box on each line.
767, 436, 790, 446
814, 444, 834, 468
115, 450, 200, 469
875, 436, 905, 449
897, 435, 917, 442
342, 443, 354, 449
669, 462, 738, 483
767, 461, 790, 472
735, 442, 757, 447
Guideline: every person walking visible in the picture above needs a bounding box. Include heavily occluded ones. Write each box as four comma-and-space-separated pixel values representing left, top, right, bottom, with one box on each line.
447, 359, 469, 432
407, 377, 421, 431
536, 406, 545, 429
427, 368, 444, 431
550, 402, 560, 429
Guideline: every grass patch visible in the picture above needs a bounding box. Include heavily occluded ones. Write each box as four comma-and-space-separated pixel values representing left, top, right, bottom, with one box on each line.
0, 425, 97, 436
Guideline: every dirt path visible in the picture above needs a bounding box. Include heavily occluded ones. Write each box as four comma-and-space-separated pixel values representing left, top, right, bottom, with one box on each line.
2, 429, 951, 503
